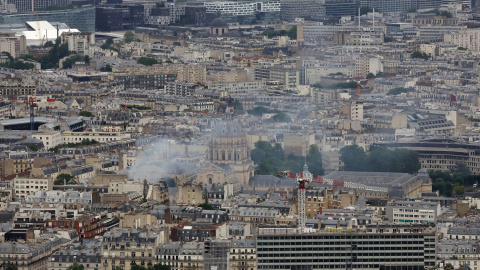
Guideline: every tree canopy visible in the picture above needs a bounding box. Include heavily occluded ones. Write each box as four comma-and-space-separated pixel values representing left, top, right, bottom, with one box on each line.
272, 112, 292, 123
339, 145, 421, 174
100, 64, 112, 72
247, 106, 270, 116
422, 9, 452, 18
360, 6, 372, 15
387, 87, 408, 95
232, 100, 243, 110
430, 162, 479, 197
198, 203, 214, 210
62, 54, 85, 69
247, 106, 291, 122
311, 81, 358, 90
252, 142, 324, 176
1, 51, 34, 70
339, 145, 367, 171
5, 264, 17, 270
137, 57, 158, 66
49, 139, 98, 153
54, 173, 74, 185
411, 51, 430, 60
79, 111, 93, 117
124, 31, 135, 43
262, 26, 297, 40
27, 144, 38, 152
39, 38, 70, 69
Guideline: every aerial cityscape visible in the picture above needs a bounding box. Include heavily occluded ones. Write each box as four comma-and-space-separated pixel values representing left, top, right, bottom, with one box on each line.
0, 0, 479, 269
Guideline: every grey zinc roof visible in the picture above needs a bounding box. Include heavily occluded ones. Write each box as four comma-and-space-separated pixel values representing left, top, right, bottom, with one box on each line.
448, 226, 480, 235
324, 171, 418, 187
249, 175, 296, 187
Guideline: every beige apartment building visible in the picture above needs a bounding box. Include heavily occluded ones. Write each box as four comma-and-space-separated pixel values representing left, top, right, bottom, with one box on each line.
62, 132, 131, 144
0, 236, 68, 270
229, 239, 257, 270
370, 113, 407, 129
13, 177, 53, 199
32, 131, 63, 149
102, 227, 167, 270
120, 211, 159, 228
283, 133, 316, 157
376, 140, 480, 175
340, 101, 364, 121
110, 65, 207, 84
445, 28, 480, 52
177, 183, 204, 205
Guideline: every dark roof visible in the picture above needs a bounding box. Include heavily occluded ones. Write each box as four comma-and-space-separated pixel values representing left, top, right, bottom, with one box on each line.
249, 175, 296, 187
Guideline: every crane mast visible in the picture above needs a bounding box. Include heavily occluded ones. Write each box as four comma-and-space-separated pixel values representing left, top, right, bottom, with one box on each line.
28, 97, 37, 131
296, 164, 312, 229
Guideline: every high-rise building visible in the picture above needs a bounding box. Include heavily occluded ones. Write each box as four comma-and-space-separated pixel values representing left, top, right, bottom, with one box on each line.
360, 0, 415, 13
7, 0, 71, 13
280, 0, 325, 21
415, 0, 442, 9
183, 6, 207, 26
95, 5, 144, 31
324, 0, 357, 17
360, 0, 442, 12
0, 6, 95, 32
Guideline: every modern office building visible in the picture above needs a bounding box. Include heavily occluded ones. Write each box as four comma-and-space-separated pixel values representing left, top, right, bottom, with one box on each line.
205, 1, 257, 15
95, 5, 144, 31
415, 0, 442, 9
280, 0, 324, 21
254, 67, 300, 89
256, 226, 436, 270
7, 0, 71, 13
386, 200, 441, 224
360, 0, 416, 12
183, 6, 207, 26
166, 82, 200, 97
373, 139, 480, 175
0, 6, 95, 32
360, 0, 442, 12
111, 73, 177, 90
299, 24, 385, 43
204, 1, 280, 24
204, 1, 280, 15
323, 0, 356, 17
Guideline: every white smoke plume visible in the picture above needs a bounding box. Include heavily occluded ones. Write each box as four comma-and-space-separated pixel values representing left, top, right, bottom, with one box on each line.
127, 139, 197, 185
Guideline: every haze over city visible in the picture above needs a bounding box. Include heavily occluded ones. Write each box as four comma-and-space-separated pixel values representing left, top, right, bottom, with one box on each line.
0, 0, 478, 270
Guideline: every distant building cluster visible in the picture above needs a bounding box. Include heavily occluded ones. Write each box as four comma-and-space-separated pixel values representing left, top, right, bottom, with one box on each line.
0, 0, 478, 270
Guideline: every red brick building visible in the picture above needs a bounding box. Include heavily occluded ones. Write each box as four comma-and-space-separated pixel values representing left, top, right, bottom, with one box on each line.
46, 214, 105, 239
